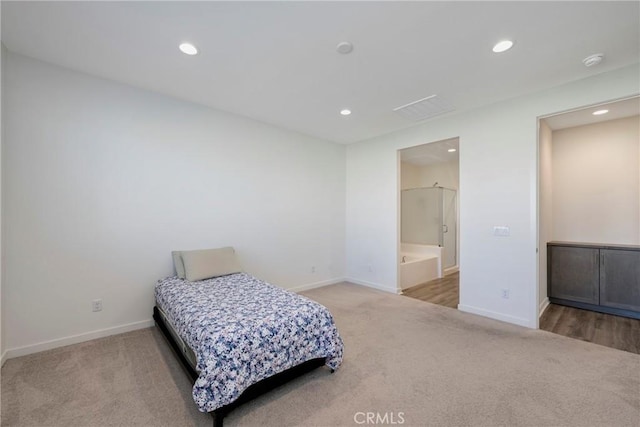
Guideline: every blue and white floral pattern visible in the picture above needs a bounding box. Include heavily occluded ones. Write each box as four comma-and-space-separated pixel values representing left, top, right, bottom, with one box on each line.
155, 273, 344, 413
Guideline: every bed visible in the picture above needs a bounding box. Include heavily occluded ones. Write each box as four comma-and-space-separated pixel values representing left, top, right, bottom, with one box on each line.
153, 250, 344, 426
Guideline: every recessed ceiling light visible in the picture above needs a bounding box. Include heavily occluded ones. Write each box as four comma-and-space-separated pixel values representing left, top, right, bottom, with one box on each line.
179, 43, 198, 55
492, 40, 514, 53
592, 109, 609, 116
336, 42, 353, 54
340, 109, 352, 116
448, 148, 457, 153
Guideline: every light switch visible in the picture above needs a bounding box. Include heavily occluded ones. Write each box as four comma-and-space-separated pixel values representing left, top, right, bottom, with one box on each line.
493, 226, 510, 237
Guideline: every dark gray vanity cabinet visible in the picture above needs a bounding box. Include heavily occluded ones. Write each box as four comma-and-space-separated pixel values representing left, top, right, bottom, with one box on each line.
549, 246, 599, 304
600, 249, 640, 312
548, 242, 640, 319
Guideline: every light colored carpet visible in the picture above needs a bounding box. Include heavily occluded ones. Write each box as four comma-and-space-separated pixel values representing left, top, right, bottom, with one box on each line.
2, 283, 639, 426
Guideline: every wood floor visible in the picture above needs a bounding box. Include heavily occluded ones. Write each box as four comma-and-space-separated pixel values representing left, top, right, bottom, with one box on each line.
540, 303, 640, 354
402, 271, 459, 309
403, 273, 640, 354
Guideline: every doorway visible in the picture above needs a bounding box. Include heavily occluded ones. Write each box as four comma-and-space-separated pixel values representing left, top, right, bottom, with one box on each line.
537, 96, 640, 353
398, 137, 460, 309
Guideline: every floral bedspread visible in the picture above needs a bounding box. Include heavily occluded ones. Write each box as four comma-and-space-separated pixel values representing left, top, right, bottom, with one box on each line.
155, 273, 344, 412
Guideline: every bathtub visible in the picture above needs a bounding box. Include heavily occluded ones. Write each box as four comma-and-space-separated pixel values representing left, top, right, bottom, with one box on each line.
400, 244, 443, 290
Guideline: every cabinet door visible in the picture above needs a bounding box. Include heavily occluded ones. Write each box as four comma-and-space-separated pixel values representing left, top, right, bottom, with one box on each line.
600, 249, 640, 312
549, 246, 599, 304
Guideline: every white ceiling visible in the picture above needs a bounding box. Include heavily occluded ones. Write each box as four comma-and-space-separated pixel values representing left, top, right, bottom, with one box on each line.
543, 96, 640, 130
2, 1, 639, 144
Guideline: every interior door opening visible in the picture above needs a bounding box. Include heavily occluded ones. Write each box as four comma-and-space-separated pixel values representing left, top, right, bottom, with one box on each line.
398, 137, 460, 309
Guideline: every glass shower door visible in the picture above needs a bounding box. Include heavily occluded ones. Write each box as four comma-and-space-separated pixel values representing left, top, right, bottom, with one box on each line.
401, 187, 457, 269
401, 188, 441, 245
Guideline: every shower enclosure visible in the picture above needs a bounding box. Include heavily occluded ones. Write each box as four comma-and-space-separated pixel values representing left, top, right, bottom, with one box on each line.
401, 187, 457, 269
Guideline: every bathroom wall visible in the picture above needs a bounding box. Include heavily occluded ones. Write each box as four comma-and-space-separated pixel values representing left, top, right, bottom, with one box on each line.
400, 162, 421, 190
400, 160, 459, 190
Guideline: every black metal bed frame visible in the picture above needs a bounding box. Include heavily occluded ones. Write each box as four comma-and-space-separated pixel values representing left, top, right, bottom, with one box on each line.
153, 306, 327, 427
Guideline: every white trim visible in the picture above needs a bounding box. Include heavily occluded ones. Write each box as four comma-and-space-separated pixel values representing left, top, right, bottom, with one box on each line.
344, 277, 401, 294
458, 304, 535, 329
2, 319, 154, 361
1, 350, 8, 367
539, 297, 550, 318
289, 277, 345, 293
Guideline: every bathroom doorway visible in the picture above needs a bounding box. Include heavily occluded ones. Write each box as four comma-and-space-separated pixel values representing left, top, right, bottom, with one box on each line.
398, 137, 460, 309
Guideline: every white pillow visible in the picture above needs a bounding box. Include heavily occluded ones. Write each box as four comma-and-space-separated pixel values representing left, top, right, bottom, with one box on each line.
181, 247, 242, 282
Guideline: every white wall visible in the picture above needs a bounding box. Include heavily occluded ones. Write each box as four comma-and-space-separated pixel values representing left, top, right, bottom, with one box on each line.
538, 120, 553, 314
404, 160, 460, 191
551, 116, 639, 244
346, 64, 640, 328
400, 162, 421, 190
421, 161, 459, 191
2, 52, 345, 356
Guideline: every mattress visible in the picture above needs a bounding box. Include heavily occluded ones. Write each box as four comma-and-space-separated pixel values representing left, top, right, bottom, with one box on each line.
155, 272, 344, 412
155, 301, 198, 370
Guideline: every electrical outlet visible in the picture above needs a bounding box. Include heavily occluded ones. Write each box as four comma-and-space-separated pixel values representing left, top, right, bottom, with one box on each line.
367, 264, 373, 272
92, 299, 103, 312
500, 289, 510, 299
311, 266, 316, 273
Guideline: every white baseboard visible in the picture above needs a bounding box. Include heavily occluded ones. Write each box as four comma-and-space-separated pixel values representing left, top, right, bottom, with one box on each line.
2, 319, 154, 362
289, 277, 345, 293
344, 277, 400, 294
458, 304, 534, 329
444, 266, 459, 275
1, 350, 8, 367
539, 297, 550, 317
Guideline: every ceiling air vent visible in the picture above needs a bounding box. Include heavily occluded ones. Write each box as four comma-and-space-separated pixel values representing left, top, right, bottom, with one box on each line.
392, 94, 455, 122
